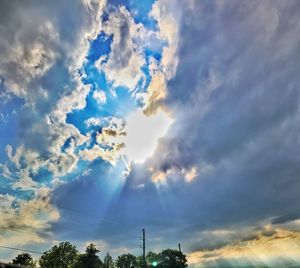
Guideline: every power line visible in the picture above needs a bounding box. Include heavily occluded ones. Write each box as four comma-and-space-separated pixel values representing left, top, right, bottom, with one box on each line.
0, 245, 43, 255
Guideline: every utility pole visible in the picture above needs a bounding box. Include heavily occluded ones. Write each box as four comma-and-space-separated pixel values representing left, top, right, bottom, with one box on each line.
178, 243, 181, 252
142, 228, 146, 268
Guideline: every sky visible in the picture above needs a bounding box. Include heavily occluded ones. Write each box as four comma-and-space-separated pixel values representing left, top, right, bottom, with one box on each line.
0, 0, 300, 267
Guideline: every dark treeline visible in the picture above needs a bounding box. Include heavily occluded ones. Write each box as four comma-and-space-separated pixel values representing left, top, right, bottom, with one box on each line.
8, 241, 188, 268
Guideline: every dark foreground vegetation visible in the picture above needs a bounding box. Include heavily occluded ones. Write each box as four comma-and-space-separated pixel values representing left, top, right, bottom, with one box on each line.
6, 242, 188, 268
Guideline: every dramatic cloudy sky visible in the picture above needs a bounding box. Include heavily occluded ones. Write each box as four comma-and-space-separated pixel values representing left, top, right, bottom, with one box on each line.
1, 0, 300, 267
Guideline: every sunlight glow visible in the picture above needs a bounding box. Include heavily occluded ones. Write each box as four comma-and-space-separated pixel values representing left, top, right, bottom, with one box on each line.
123, 108, 173, 163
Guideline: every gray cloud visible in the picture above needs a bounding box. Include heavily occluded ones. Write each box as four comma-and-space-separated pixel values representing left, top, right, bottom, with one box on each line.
272, 213, 300, 225
123, 0, 300, 250
187, 228, 300, 267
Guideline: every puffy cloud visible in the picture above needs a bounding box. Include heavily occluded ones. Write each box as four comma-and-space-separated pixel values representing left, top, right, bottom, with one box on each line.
11, 170, 38, 191
93, 89, 107, 105
4, 145, 42, 191
80, 116, 126, 165
46, 79, 90, 164
0, 18, 58, 101
184, 167, 197, 182
151, 166, 198, 184
69, 0, 106, 70
46, 153, 79, 178
98, 6, 145, 90
141, 0, 183, 115
0, 163, 12, 179
150, 0, 181, 79
142, 59, 168, 115
151, 170, 168, 184
0, 0, 106, 184
85, 117, 103, 127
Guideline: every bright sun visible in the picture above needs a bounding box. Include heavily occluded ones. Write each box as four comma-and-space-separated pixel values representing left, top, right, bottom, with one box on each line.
123, 108, 173, 163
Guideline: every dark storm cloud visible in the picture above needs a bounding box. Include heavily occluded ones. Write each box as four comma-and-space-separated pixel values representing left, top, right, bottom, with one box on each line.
164, 0, 300, 166
161, 0, 300, 222
124, 0, 300, 250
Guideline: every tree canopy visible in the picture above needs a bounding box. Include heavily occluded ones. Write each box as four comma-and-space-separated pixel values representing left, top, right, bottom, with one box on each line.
73, 243, 103, 268
103, 253, 115, 268
157, 249, 188, 268
12, 253, 35, 267
115, 253, 137, 268
39, 242, 78, 268
10, 241, 188, 268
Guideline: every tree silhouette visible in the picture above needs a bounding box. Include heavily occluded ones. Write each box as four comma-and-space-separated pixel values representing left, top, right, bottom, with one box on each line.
115, 253, 137, 268
12, 253, 35, 267
103, 253, 114, 268
157, 249, 187, 268
35, 241, 188, 268
73, 243, 103, 268
146, 252, 160, 267
39, 242, 78, 268
103, 253, 115, 268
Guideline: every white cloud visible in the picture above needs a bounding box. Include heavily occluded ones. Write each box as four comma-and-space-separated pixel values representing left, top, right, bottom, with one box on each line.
80, 144, 123, 166
150, 0, 181, 79
184, 167, 198, 182
97, 6, 145, 90
142, 60, 168, 115
80, 117, 126, 165
46, 153, 79, 177
93, 89, 106, 105
0, 163, 12, 179
67, 0, 106, 70
151, 165, 199, 184
5, 145, 46, 191
85, 117, 102, 127
141, 0, 183, 115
